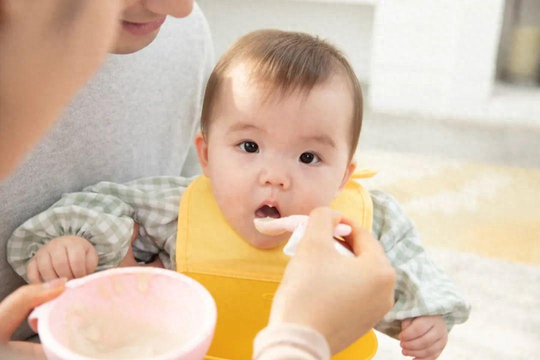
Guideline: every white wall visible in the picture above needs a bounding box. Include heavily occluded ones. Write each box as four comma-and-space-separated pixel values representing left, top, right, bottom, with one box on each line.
197, 0, 376, 82
369, 0, 506, 115
197, 0, 540, 124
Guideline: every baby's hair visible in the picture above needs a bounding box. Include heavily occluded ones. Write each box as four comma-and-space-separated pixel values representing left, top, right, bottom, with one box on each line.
201, 29, 363, 158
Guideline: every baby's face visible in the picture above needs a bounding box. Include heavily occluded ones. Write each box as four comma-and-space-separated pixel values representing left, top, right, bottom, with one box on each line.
196, 63, 356, 248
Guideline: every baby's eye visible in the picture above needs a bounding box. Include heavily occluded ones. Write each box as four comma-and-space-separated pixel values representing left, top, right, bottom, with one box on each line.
299, 152, 321, 164
239, 141, 259, 153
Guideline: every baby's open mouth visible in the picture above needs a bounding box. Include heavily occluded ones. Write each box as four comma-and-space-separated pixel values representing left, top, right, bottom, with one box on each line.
255, 205, 281, 219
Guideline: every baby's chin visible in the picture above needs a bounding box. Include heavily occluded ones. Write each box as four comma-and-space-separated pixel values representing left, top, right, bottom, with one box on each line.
241, 229, 289, 250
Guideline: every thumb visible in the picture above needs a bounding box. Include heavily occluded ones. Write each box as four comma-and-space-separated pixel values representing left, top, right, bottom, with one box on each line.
0, 279, 66, 342
298, 207, 342, 253
401, 318, 414, 332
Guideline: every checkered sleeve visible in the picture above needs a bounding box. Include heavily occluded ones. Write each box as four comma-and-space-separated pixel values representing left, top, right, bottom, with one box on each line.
370, 190, 471, 338
83, 176, 193, 270
7, 176, 192, 282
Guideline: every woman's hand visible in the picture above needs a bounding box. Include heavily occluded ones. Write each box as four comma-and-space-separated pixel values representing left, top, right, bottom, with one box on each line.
0, 0, 123, 178
0, 279, 66, 359
270, 207, 396, 355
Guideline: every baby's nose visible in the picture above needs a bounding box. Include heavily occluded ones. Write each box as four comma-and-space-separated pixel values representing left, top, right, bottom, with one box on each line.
259, 169, 291, 190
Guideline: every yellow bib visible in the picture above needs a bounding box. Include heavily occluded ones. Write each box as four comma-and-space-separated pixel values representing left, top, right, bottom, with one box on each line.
176, 171, 377, 360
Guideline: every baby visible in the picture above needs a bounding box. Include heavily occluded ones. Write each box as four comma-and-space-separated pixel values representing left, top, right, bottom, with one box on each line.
8, 30, 469, 359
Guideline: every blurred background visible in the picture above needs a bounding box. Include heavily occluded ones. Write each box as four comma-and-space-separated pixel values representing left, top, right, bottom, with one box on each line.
197, 1, 540, 359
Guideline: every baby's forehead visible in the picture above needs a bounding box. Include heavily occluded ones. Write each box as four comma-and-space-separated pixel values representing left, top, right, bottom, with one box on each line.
216, 62, 353, 114
215, 77, 354, 143
226, 60, 351, 95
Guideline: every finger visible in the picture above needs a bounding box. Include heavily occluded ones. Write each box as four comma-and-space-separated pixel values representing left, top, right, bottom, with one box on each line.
36, 250, 59, 282
27, 259, 41, 284
400, 317, 435, 342
85, 246, 99, 275
300, 207, 342, 252
400, 318, 414, 334
49, 246, 75, 280
4, 340, 47, 359
0, 279, 66, 342
292, 209, 342, 257
414, 354, 440, 360
334, 223, 352, 237
340, 217, 385, 258
401, 326, 440, 350
304, 207, 342, 238
67, 244, 88, 279
414, 348, 444, 360
402, 336, 446, 359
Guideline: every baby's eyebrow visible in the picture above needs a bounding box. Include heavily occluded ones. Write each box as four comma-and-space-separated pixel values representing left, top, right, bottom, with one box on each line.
228, 122, 265, 133
300, 134, 336, 148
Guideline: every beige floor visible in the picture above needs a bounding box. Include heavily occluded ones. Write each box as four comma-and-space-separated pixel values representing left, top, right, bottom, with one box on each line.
356, 150, 540, 264
374, 246, 540, 360
356, 150, 540, 359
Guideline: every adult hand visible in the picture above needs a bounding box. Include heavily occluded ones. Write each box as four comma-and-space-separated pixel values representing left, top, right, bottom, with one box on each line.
0, 279, 66, 359
270, 207, 396, 355
0, 0, 123, 178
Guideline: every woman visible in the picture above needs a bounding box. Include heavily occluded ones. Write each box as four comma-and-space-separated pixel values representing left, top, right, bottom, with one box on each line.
0, 1, 395, 359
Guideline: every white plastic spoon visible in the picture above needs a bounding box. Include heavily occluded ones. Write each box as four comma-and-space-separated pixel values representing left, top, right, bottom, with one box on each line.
254, 216, 354, 258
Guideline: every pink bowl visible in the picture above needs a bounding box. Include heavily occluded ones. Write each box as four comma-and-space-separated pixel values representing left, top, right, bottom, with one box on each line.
29, 267, 217, 360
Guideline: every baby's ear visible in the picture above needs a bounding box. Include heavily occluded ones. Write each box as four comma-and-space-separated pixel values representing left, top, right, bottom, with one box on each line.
337, 160, 357, 193
194, 132, 210, 177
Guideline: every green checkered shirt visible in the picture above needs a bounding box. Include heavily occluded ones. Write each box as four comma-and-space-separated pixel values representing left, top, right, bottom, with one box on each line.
7, 176, 470, 338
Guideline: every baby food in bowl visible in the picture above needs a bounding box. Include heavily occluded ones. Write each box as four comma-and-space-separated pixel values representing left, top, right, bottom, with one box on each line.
29, 267, 217, 360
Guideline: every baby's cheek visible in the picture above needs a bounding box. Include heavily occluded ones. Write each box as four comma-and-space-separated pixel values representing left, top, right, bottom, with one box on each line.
215, 188, 243, 211
211, 172, 244, 200
214, 193, 246, 235
295, 191, 333, 214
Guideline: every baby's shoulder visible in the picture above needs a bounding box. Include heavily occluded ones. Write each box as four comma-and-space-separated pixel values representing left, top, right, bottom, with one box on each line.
369, 189, 416, 244
369, 189, 406, 218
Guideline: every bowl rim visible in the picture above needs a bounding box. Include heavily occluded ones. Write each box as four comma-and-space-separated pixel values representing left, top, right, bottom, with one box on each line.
37, 267, 217, 360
